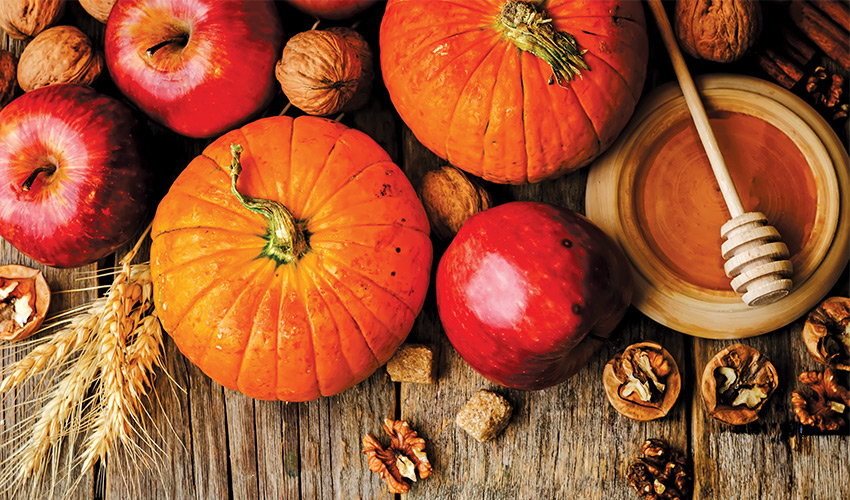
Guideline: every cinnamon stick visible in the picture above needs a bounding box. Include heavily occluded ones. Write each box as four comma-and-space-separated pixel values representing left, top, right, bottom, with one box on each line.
790, 0, 850, 71
778, 24, 817, 66
808, 0, 850, 34
757, 51, 800, 89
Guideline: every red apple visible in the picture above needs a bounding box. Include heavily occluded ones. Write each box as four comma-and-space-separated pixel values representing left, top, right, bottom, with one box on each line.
0, 84, 152, 268
285, 0, 376, 19
105, 0, 283, 138
436, 201, 632, 390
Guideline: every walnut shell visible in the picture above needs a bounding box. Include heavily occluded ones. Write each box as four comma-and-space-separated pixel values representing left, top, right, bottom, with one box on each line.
0, 0, 65, 40
603, 341, 681, 421
802, 296, 850, 371
79, 0, 117, 23
0, 265, 50, 342
0, 50, 17, 109
418, 165, 493, 240
674, 0, 762, 63
701, 344, 777, 425
275, 28, 374, 116
17, 25, 104, 92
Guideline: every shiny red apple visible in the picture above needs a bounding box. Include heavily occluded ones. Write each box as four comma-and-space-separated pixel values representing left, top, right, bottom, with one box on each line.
286, 0, 376, 19
105, 0, 283, 138
436, 201, 633, 390
0, 84, 152, 268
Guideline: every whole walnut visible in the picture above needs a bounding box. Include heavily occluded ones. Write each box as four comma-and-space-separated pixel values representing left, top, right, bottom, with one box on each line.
674, 0, 762, 63
0, 0, 65, 40
17, 25, 104, 92
418, 165, 493, 240
275, 27, 373, 116
79, 0, 117, 23
0, 50, 17, 109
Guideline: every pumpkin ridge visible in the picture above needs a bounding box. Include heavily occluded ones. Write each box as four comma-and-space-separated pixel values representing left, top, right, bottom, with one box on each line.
568, 30, 645, 101
300, 159, 393, 220
237, 125, 286, 203
178, 259, 270, 375
152, 225, 263, 240
311, 262, 400, 361
527, 55, 571, 179
156, 247, 265, 331
284, 263, 322, 398
289, 120, 347, 214
297, 139, 341, 219
391, 0, 489, 15
306, 264, 378, 385
516, 50, 530, 184
444, 37, 503, 169
311, 268, 381, 365
384, 27, 495, 85
320, 251, 417, 316
152, 244, 263, 282
165, 186, 264, 227
224, 264, 277, 392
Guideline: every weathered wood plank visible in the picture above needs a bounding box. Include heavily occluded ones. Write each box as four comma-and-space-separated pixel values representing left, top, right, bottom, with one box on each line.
691, 269, 850, 500
0, 241, 98, 500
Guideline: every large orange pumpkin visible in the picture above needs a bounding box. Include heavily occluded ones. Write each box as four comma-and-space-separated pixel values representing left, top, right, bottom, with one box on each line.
150, 116, 432, 401
380, 0, 648, 184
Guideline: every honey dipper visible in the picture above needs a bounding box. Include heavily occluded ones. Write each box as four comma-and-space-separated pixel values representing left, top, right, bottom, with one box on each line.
647, 0, 793, 306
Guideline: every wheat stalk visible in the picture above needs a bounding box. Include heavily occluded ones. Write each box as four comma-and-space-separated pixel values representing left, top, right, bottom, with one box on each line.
0, 223, 168, 495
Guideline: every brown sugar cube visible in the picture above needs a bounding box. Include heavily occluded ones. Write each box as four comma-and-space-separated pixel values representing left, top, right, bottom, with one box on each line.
455, 390, 513, 442
385, 344, 437, 384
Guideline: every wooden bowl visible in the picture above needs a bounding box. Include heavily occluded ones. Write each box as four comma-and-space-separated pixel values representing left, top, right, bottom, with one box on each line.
586, 75, 850, 339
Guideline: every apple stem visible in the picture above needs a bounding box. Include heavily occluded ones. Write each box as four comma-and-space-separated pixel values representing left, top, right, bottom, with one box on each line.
227, 144, 308, 265
146, 34, 189, 58
21, 165, 57, 192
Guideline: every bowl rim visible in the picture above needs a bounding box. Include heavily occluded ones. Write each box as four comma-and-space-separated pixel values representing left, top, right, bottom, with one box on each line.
586, 74, 850, 339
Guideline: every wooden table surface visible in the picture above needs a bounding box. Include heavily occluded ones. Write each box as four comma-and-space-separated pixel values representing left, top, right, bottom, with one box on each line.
2, 2, 848, 499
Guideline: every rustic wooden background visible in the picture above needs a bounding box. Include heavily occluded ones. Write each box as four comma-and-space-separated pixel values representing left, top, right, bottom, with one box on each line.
2, 1, 848, 499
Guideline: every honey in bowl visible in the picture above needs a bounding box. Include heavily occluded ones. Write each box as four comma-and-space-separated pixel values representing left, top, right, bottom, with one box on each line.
633, 110, 818, 291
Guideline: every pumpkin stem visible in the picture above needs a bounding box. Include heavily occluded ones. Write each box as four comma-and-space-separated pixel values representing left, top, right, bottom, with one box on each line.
497, 0, 590, 86
227, 144, 308, 265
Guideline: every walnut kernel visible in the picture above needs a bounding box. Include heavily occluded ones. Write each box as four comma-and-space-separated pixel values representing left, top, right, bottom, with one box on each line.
0, 0, 65, 40
362, 419, 432, 494
627, 439, 691, 500
17, 25, 104, 92
418, 165, 493, 240
700, 344, 777, 425
0, 265, 50, 341
803, 296, 850, 371
603, 341, 681, 421
791, 368, 850, 432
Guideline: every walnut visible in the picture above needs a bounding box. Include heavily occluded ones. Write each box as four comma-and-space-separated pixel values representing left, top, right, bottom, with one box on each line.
17, 25, 104, 92
603, 341, 681, 421
700, 344, 777, 425
0, 265, 51, 341
627, 439, 691, 500
0, 50, 17, 110
418, 165, 493, 240
674, 0, 762, 63
79, 0, 117, 24
0, 0, 65, 40
803, 296, 850, 371
362, 419, 432, 494
275, 27, 373, 116
792, 368, 850, 432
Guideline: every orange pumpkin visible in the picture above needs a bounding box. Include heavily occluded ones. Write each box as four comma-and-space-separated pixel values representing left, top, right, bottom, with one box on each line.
380, 0, 649, 184
150, 116, 432, 401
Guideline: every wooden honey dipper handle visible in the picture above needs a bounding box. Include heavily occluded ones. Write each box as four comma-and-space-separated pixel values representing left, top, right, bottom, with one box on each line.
647, 0, 793, 306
